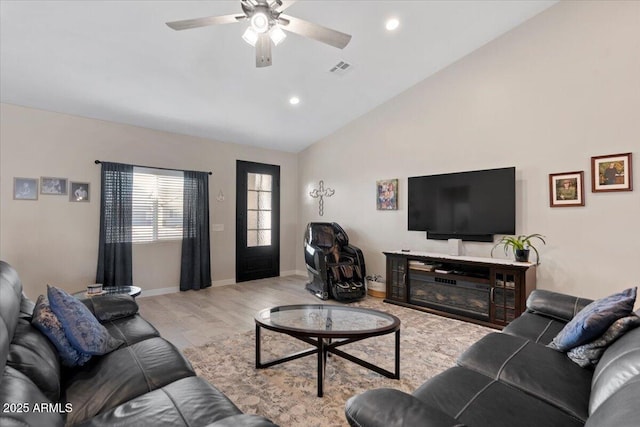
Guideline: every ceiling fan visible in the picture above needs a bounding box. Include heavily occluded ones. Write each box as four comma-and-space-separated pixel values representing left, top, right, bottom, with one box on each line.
166, 0, 352, 68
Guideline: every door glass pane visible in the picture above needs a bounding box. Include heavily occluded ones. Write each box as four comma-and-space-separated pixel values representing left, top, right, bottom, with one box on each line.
248, 173, 272, 191
258, 211, 271, 229
258, 230, 271, 246
247, 230, 258, 247
247, 190, 258, 210
247, 172, 273, 247
258, 191, 272, 210
247, 211, 258, 230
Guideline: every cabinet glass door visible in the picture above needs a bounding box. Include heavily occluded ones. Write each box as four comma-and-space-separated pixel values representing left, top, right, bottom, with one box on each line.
492, 270, 517, 324
388, 256, 407, 301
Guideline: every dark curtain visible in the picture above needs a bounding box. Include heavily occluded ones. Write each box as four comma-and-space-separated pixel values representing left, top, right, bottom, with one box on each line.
96, 162, 133, 286
180, 171, 211, 291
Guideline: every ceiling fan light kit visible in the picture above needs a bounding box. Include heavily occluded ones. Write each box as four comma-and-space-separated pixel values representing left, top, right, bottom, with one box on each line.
166, 0, 352, 68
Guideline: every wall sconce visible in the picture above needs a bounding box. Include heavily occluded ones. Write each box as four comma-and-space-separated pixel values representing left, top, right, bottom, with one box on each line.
216, 190, 225, 202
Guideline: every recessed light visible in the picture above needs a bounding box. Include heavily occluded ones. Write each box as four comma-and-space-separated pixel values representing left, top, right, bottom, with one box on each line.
289, 96, 300, 105
385, 18, 399, 31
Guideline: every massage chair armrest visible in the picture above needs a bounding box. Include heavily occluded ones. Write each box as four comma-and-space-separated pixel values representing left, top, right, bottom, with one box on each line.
304, 242, 329, 274
345, 389, 465, 427
81, 294, 139, 322
526, 289, 593, 322
205, 414, 279, 427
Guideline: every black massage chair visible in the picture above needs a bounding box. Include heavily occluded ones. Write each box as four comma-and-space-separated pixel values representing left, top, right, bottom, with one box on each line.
303, 222, 366, 302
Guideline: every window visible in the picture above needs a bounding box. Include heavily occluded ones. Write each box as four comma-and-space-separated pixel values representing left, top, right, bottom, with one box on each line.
132, 167, 183, 243
246, 172, 272, 247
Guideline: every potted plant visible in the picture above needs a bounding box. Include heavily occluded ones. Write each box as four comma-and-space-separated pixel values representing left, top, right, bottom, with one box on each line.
491, 234, 546, 264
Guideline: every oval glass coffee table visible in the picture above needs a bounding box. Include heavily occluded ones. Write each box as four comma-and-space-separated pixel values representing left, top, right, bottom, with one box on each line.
255, 304, 401, 397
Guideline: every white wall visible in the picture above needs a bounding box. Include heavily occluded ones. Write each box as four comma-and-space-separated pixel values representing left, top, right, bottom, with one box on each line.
0, 104, 299, 299
297, 1, 640, 301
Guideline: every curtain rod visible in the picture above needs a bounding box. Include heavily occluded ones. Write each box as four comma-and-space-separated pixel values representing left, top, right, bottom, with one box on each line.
94, 160, 212, 175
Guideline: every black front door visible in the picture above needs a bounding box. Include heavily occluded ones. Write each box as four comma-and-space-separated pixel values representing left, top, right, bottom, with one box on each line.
236, 160, 280, 282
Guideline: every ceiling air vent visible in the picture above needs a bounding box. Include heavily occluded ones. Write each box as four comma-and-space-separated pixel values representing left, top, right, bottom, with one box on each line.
329, 60, 352, 76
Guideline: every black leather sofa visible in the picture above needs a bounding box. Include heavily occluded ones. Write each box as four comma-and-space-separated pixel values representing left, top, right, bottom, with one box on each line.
345, 289, 640, 427
0, 261, 277, 427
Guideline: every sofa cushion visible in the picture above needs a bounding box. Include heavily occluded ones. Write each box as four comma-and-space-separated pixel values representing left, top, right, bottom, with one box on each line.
0, 366, 64, 427
568, 314, 640, 368
47, 285, 123, 355
548, 287, 637, 352
31, 295, 92, 367
63, 336, 196, 425
76, 376, 244, 427
457, 332, 591, 421
589, 326, 640, 414
412, 366, 584, 427
103, 314, 160, 346
525, 289, 592, 322
345, 388, 467, 427
81, 294, 139, 322
502, 312, 566, 345
7, 318, 61, 402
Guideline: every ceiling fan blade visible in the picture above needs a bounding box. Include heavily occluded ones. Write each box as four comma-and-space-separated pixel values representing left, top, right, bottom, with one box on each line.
166, 14, 246, 31
278, 14, 351, 49
255, 33, 272, 67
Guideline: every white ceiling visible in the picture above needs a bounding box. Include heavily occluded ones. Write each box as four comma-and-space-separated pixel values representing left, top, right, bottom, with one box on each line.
0, 1, 557, 152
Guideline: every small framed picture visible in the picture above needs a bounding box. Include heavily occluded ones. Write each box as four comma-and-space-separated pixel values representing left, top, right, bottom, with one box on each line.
40, 177, 68, 195
591, 152, 633, 192
377, 179, 398, 210
549, 171, 584, 207
70, 182, 90, 202
13, 177, 38, 200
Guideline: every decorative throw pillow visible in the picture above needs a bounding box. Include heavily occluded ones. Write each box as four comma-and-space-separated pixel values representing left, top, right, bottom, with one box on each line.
31, 295, 92, 367
548, 287, 637, 352
567, 314, 640, 368
47, 285, 123, 355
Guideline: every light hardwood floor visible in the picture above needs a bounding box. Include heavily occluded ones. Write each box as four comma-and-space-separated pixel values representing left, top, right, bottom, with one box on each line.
137, 274, 338, 350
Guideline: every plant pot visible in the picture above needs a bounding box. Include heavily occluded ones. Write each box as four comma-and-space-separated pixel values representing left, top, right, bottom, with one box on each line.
514, 249, 530, 262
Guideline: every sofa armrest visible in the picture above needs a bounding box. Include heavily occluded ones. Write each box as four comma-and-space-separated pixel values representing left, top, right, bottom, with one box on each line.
205, 414, 279, 427
526, 290, 593, 322
81, 294, 139, 322
345, 388, 465, 427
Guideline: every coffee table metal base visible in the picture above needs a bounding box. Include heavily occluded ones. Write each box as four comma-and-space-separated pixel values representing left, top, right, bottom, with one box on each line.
255, 325, 400, 397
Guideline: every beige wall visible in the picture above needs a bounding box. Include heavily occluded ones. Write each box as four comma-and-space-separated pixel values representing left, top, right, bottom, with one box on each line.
0, 104, 299, 299
297, 1, 640, 301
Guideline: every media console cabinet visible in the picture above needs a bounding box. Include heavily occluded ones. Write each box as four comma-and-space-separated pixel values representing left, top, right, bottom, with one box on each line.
384, 250, 536, 329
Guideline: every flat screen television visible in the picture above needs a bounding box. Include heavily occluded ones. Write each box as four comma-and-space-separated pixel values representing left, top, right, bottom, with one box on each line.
408, 167, 515, 242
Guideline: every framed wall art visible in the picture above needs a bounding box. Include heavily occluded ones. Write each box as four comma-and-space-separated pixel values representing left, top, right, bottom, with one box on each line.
591, 152, 633, 192
13, 177, 38, 200
70, 182, 90, 202
549, 171, 584, 207
376, 179, 398, 210
40, 177, 68, 195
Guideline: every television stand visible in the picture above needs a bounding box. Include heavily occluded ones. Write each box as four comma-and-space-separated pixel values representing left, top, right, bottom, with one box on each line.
384, 250, 536, 329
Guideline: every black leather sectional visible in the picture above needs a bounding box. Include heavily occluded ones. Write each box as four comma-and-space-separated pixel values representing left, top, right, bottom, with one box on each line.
0, 261, 277, 427
345, 289, 640, 427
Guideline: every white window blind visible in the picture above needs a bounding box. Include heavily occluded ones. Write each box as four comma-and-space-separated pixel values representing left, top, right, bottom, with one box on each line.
132, 167, 184, 243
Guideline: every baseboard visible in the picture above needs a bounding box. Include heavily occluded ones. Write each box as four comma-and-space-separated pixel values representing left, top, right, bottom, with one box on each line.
138, 286, 179, 297
281, 269, 308, 277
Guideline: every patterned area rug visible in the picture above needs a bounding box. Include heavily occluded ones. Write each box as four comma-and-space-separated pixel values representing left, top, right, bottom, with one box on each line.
183, 298, 493, 427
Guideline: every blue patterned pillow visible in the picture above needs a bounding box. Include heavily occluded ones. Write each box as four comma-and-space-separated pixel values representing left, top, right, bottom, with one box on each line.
567, 314, 640, 368
47, 285, 123, 355
31, 295, 92, 367
548, 287, 637, 352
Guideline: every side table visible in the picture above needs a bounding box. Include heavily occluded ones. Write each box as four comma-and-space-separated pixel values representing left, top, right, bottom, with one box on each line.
73, 285, 142, 299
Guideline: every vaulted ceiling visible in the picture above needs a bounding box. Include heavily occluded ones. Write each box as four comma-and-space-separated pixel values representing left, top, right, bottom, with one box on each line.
0, 1, 556, 152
